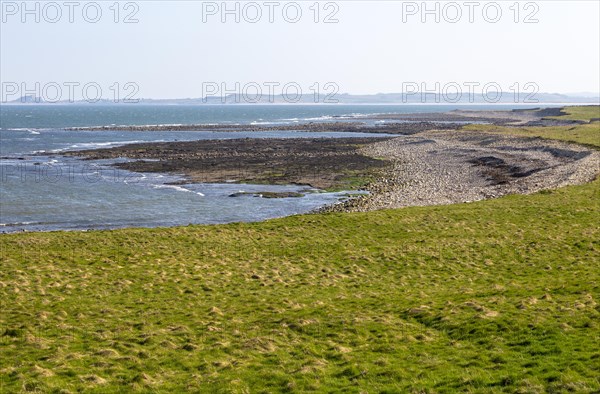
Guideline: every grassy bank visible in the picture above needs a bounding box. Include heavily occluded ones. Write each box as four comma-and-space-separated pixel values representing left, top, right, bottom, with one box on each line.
546, 105, 600, 122
462, 122, 600, 148
1, 107, 599, 393
462, 105, 599, 147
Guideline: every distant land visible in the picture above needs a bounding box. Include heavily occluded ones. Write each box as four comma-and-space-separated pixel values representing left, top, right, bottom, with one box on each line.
5, 92, 599, 105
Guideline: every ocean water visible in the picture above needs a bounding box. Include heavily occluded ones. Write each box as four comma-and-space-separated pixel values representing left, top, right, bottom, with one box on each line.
0, 103, 536, 129
0, 104, 524, 232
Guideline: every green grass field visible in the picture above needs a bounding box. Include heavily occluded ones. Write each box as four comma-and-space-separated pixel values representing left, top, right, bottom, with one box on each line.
546, 106, 600, 122
1, 106, 599, 393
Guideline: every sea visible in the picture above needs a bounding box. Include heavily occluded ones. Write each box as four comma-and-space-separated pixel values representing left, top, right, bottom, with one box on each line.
0, 104, 550, 232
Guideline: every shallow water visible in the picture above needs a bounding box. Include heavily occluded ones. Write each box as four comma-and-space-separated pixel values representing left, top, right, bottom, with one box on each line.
0, 128, 381, 232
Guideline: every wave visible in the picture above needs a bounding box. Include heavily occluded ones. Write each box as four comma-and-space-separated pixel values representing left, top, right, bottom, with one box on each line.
51, 140, 165, 152
278, 115, 350, 122
279, 113, 381, 122
4, 128, 44, 133
297, 115, 334, 121
152, 184, 205, 197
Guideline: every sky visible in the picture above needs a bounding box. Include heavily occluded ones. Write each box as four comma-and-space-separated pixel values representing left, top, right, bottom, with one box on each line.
1, 0, 599, 100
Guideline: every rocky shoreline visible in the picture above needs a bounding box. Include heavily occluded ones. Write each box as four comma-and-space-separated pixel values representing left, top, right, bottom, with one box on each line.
321, 130, 599, 213
63, 137, 393, 191
61, 107, 599, 214
65, 121, 465, 134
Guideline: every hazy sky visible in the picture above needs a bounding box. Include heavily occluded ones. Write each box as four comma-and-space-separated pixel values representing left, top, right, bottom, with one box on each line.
1, 0, 599, 100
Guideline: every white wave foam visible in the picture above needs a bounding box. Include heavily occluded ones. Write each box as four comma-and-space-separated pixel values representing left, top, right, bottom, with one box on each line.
52, 139, 165, 152
7, 128, 43, 133
304, 116, 334, 121
152, 184, 205, 196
